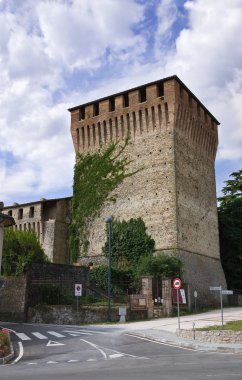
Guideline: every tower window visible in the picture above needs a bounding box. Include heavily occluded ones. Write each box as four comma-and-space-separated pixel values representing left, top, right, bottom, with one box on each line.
139, 87, 146, 103
157, 81, 164, 97
8, 210, 12, 217
29, 206, 35, 218
109, 97, 115, 112
79, 106, 85, 120
123, 93, 129, 107
18, 208, 23, 220
93, 102, 99, 117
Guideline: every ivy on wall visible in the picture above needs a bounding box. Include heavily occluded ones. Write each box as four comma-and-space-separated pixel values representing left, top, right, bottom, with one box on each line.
69, 138, 139, 263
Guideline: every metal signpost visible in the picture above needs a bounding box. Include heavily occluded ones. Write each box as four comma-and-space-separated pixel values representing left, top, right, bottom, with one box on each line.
209, 286, 233, 327
75, 284, 82, 313
173, 278, 182, 329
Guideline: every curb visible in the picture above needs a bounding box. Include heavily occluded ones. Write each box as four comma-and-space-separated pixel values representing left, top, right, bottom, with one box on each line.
130, 331, 242, 354
0, 333, 15, 365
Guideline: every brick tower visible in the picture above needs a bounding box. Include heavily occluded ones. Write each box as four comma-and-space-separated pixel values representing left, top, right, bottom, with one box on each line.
69, 75, 227, 307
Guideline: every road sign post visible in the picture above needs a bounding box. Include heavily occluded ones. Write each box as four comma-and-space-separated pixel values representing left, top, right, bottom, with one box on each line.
173, 278, 182, 329
75, 284, 82, 313
209, 286, 233, 328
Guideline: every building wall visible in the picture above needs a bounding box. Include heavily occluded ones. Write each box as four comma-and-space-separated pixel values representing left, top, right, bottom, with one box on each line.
69, 75, 227, 306
3, 197, 71, 264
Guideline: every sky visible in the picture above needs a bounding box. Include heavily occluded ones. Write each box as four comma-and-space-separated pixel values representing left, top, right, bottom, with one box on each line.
0, 0, 242, 207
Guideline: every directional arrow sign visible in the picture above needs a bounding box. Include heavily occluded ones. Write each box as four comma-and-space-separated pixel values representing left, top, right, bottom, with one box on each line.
46, 340, 65, 347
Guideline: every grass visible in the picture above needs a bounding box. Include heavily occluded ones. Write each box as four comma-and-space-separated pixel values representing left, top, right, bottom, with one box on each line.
0, 329, 10, 357
196, 320, 242, 331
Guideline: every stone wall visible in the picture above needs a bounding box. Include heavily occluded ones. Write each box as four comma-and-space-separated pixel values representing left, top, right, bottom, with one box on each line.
27, 305, 148, 324
0, 276, 27, 322
177, 329, 242, 344
3, 197, 72, 264
69, 75, 226, 307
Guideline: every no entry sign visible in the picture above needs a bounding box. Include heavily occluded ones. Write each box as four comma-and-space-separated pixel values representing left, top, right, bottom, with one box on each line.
173, 277, 182, 289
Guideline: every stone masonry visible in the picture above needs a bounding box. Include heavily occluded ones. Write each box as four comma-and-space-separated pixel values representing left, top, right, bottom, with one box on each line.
68, 75, 227, 307
3, 197, 72, 264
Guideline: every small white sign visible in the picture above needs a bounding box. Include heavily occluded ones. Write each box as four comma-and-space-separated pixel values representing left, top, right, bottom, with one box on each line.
194, 290, 198, 298
222, 290, 233, 295
209, 286, 221, 291
75, 284, 82, 296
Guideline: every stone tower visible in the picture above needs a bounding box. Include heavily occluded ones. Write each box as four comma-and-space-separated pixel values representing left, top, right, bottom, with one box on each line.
69, 75, 227, 306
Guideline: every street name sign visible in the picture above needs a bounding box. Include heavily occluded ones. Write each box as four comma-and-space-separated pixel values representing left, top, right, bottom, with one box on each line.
221, 290, 233, 295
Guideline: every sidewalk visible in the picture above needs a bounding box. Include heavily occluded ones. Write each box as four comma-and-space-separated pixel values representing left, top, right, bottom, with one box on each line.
111, 307, 242, 354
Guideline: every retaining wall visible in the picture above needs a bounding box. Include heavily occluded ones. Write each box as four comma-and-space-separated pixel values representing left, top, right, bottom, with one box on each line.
176, 329, 242, 344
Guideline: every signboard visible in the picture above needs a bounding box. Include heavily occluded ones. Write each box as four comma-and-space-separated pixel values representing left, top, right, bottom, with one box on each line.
209, 286, 221, 291
194, 290, 198, 298
130, 295, 147, 310
173, 278, 182, 289
172, 288, 187, 304
75, 284, 82, 297
222, 290, 233, 295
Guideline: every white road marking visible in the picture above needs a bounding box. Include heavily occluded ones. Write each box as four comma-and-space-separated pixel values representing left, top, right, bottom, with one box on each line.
12, 342, 24, 364
47, 361, 58, 364
125, 334, 199, 351
32, 332, 48, 339
109, 353, 124, 359
68, 359, 79, 362
63, 330, 93, 336
15, 333, 31, 341
46, 340, 65, 347
26, 362, 38, 365
80, 339, 108, 360
47, 331, 65, 338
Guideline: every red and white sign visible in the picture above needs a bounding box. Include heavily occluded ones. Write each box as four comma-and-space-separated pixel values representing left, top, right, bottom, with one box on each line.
173, 278, 182, 289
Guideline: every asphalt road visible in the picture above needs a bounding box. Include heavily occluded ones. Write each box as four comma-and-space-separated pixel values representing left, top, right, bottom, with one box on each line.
1, 322, 242, 380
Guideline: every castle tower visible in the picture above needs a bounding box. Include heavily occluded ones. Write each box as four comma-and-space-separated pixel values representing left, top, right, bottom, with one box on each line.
69, 75, 227, 306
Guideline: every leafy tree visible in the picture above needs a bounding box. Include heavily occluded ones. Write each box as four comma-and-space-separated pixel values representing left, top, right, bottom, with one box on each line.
102, 218, 155, 267
2, 228, 48, 276
218, 170, 242, 289
134, 254, 182, 280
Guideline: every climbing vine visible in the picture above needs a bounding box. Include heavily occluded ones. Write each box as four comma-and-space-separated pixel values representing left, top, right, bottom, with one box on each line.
69, 137, 139, 263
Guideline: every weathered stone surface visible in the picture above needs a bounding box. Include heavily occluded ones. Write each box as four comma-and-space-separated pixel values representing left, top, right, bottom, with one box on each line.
69, 76, 226, 308
177, 329, 242, 344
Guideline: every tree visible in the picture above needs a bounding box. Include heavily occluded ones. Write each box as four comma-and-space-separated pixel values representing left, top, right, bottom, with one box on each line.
2, 228, 48, 276
218, 170, 242, 289
102, 218, 155, 267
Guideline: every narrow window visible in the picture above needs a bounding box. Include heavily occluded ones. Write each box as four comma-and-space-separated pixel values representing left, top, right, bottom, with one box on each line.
19, 224, 22, 231
165, 103, 169, 125
93, 102, 99, 117
76, 128, 80, 151
109, 97, 115, 112
158, 104, 162, 129
145, 108, 149, 132
81, 126, 85, 148
18, 208, 23, 220
24, 223, 26, 231
98, 122, 101, 145
126, 113, 130, 135
103, 120, 107, 143
109, 119, 113, 141
92, 124, 96, 146
28, 223, 31, 230
29, 206, 34, 218
121, 115, 124, 139
33, 222, 35, 232
139, 87, 146, 103
123, 93, 129, 107
79, 106, 85, 120
157, 81, 164, 97
115, 117, 118, 139
151, 106, 155, 130
8, 210, 12, 217
139, 110, 143, 134
37, 221, 40, 239
133, 112, 137, 136
87, 125, 90, 146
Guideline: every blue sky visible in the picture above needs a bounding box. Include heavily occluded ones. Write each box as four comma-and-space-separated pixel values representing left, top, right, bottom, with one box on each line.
0, 0, 242, 206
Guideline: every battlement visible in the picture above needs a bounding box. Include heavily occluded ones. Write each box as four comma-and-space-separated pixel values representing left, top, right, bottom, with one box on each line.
69, 75, 219, 161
